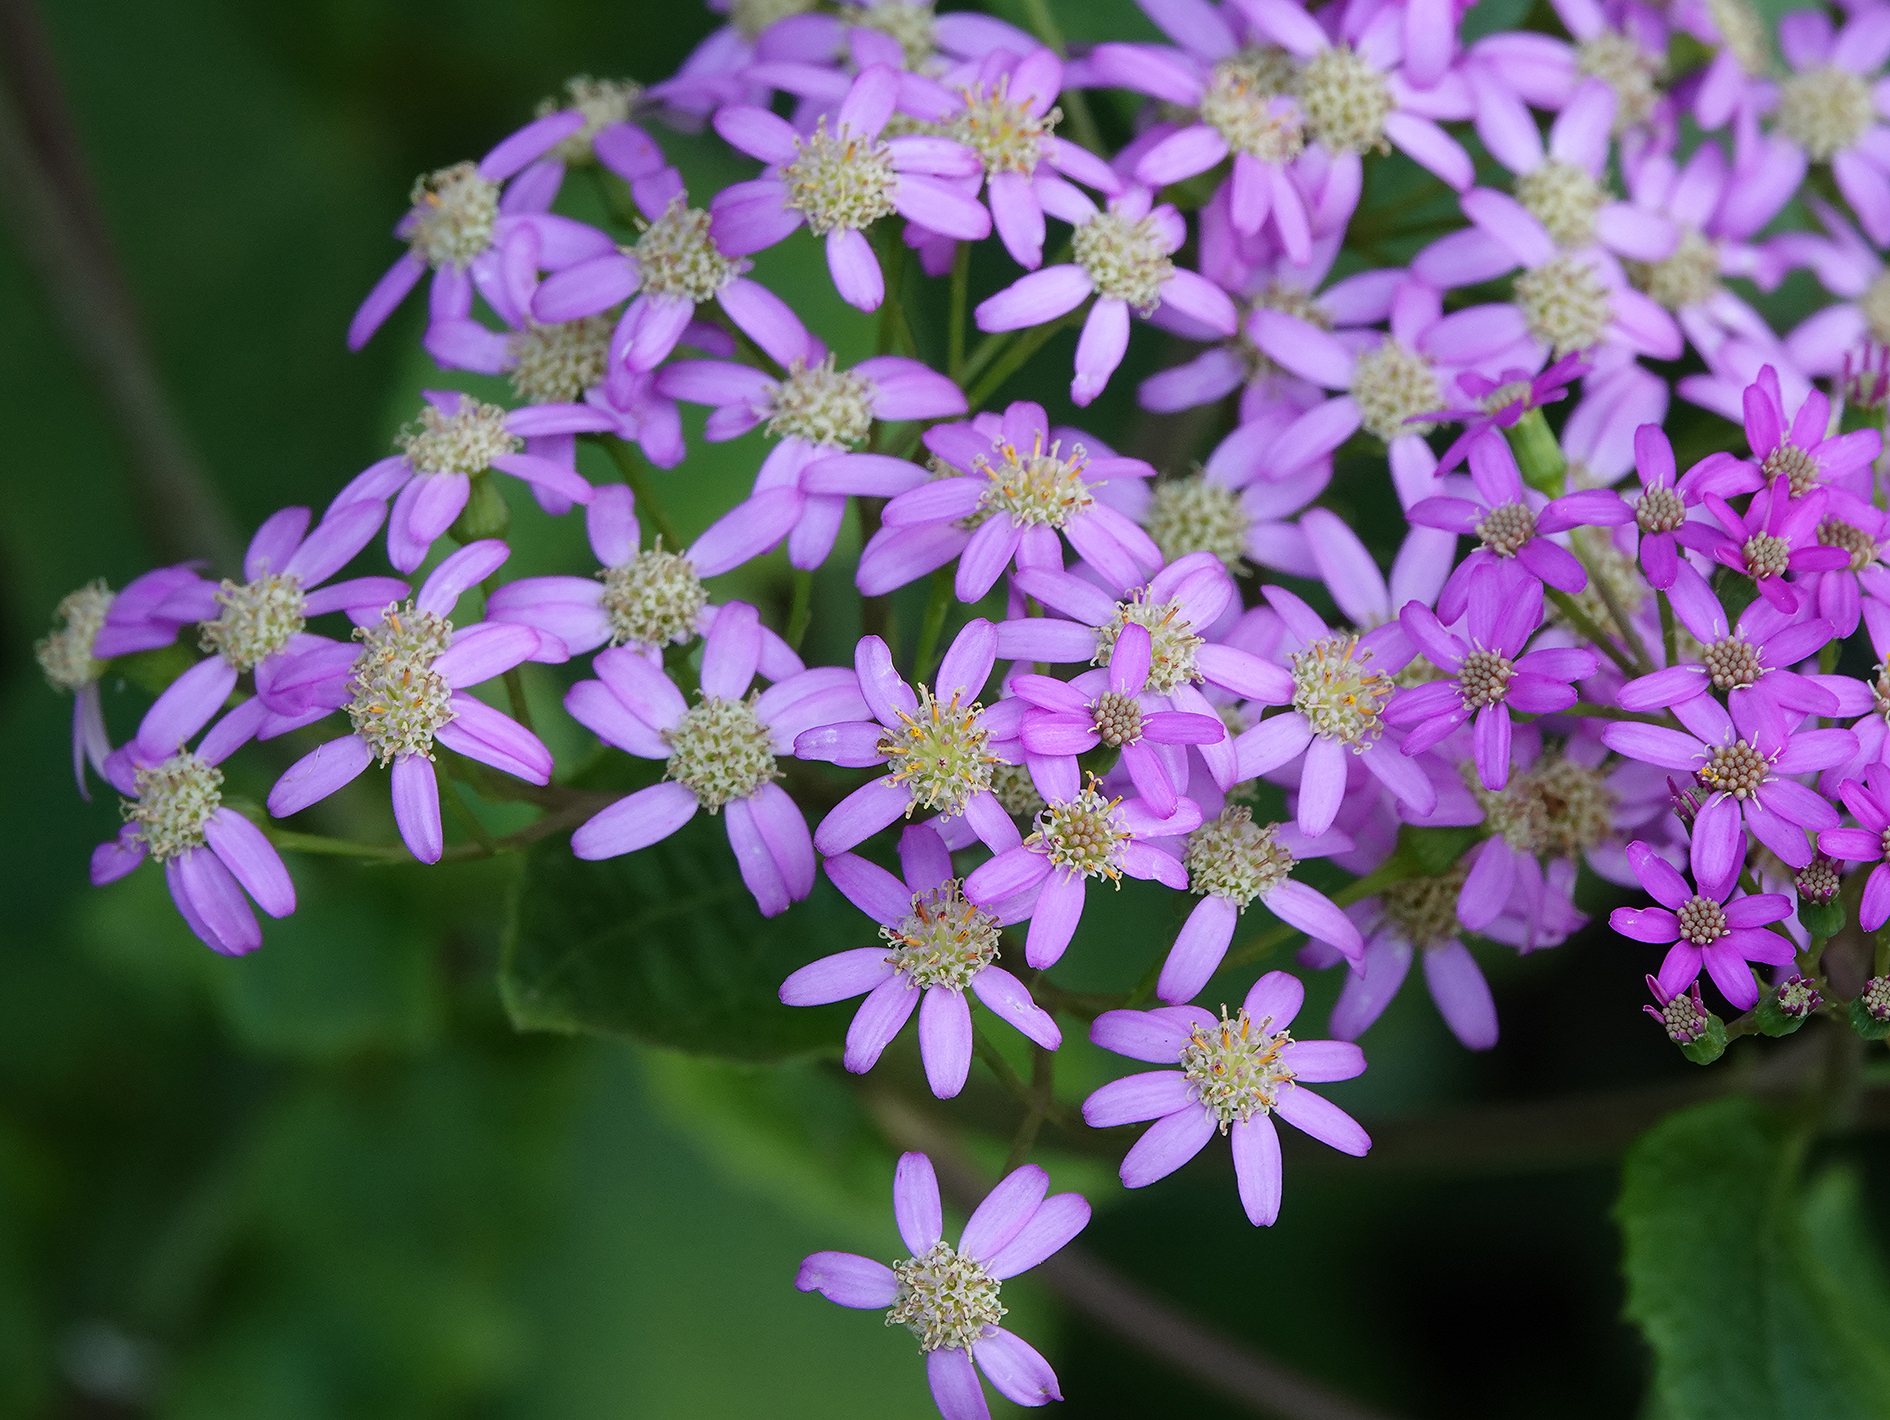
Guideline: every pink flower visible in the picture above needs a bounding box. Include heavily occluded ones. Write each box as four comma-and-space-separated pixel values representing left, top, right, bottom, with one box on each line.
1610, 841, 1794, 1010
1819, 763, 1890, 929
1428, 350, 1590, 475
1732, 363, 1881, 501
1766, 4, 1890, 243
1696, 476, 1851, 613
1622, 423, 1757, 590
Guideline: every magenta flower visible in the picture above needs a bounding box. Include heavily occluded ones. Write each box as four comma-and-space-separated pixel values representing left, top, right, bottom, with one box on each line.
265, 541, 555, 864
1796, 487, 1890, 637
1387, 564, 1599, 789
90, 670, 288, 955
1623, 423, 1758, 590
709, 65, 989, 311
1426, 351, 1589, 475
1697, 477, 1851, 613
1084, 971, 1369, 1226
795, 1152, 1088, 1419
862, 401, 1159, 600
1300, 512, 1456, 661
780, 823, 1058, 1097
486, 483, 804, 663
1600, 695, 1855, 887
1820, 764, 1890, 929
329, 391, 603, 572
1777, 197, 1890, 377
1610, 841, 1794, 1010
797, 621, 1025, 858
562, 603, 867, 916
974, 184, 1237, 407
1734, 363, 1881, 502
1767, 5, 1890, 243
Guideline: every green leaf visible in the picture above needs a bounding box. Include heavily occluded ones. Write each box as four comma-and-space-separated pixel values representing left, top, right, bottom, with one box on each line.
1398, 823, 1482, 876
499, 813, 858, 1061
1617, 1096, 1890, 1419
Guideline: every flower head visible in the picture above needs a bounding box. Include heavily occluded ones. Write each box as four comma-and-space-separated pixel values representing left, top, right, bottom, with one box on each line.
1610, 841, 1794, 1010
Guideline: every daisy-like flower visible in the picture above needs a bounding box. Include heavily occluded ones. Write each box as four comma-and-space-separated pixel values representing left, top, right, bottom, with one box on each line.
1799, 487, 1890, 637
1423, 351, 1589, 475
1233, 585, 1439, 836
709, 64, 990, 311
1084, 971, 1369, 1226
329, 391, 604, 572
861, 401, 1160, 601
797, 620, 1025, 857
264, 541, 555, 865
1820, 764, 1890, 929
485, 483, 805, 664
1767, 4, 1890, 244
1731, 363, 1881, 502
973, 184, 1237, 407
780, 822, 1058, 1097
795, 1152, 1088, 1420
1387, 564, 1600, 790
348, 110, 612, 351
1696, 476, 1851, 613
1778, 197, 1890, 378
1600, 694, 1855, 886
656, 313, 966, 568
1610, 840, 1794, 1010
1621, 423, 1758, 590
516, 75, 677, 211
561, 603, 868, 915
89, 670, 287, 955
1156, 808, 1363, 1004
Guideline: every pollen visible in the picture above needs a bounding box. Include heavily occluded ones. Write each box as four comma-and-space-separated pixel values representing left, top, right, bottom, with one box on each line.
406, 161, 501, 269
767, 354, 877, 448
1028, 780, 1131, 880
634, 199, 742, 303
1296, 45, 1392, 154
1351, 337, 1443, 442
123, 751, 224, 863
398, 398, 521, 477
1142, 474, 1252, 569
882, 878, 1001, 990
537, 76, 643, 165
1696, 738, 1769, 799
1380, 860, 1470, 948
1514, 254, 1612, 357
509, 315, 614, 405
948, 76, 1058, 175
783, 119, 900, 236
1474, 501, 1538, 557
598, 540, 708, 649
1180, 1005, 1296, 1130
1576, 31, 1663, 132
886, 1241, 1005, 1354
347, 602, 458, 765
663, 694, 779, 810
878, 685, 996, 816
198, 571, 308, 671
1675, 894, 1729, 945
1199, 57, 1304, 163
1291, 634, 1392, 747
35, 579, 114, 693
1626, 229, 1720, 311
1072, 209, 1174, 312
1471, 753, 1616, 858
1701, 634, 1763, 689
1184, 806, 1294, 909
975, 434, 1095, 528
1095, 591, 1205, 693
1776, 65, 1873, 161
1516, 159, 1606, 249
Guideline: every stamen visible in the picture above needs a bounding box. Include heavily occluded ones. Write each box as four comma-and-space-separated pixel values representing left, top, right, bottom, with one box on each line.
123, 752, 224, 863
1180, 1005, 1296, 1130
975, 435, 1095, 529
1027, 780, 1131, 880
509, 316, 614, 405
348, 602, 458, 765
886, 1242, 1004, 1353
406, 162, 501, 269
663, 694, 779, 810
1350, 338, 1442, 442
878, 686, 996, 816
1696, 738, 1769, 799
1290, 635, 1392, 747
1141, 474, 1252, 569
1776, 65, 1873, 161
1675, 894, 1728, 944
1071, 210, 1174, 312
1295, 45, 1391, 154
634, 199, 741, 303
35, 579, 114, 692
1185, 806, 1294, 908
948, 76, 1058, 174
598, 540, 708, 649
398, 398, 522, 476
537, 76, 643, 164
1514, 255, 1612, 356
1474, 501, 1537, 557
784, 120, 899, 235
881, 879, 1001, 990
198, 572, 308, 671
1095, 592, 1204, 693
1380, 861, 1471, 947
1576, 31, 1663, 132
1515, 159, 1605, 249
1701, 634, 1763, 690
767, 355, 877, 448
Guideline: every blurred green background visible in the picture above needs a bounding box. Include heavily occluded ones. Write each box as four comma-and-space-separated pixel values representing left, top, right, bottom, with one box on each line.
5, 0, 1880, 1417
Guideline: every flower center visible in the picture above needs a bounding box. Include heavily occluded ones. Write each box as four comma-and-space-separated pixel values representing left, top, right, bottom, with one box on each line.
975, 435, 1094, 528
1653, 985, 1709, 1043
1796, 854, 1842, 905
1291, 634, 1391, 747
1776, 65, 1873, 161
1479, 380, 1534, 414
878, 685, 995, 815
855, 0, 937, 70
1777, 974, 1822, 1017
886, 1241, 1004, 1353
1696, 737, 1770, 798
1095, 592, 1204, 693
729, 0, 814, 41
1576, 31, 1662, 131
1199, 57, 1304, 162
1457, 648, 1516, 709
1866, 975, 1890, 1022
1380, 861, 1470, 947
635, 199, 741, 302
1470, 753, 1616, 857
1184, 806, 1294, 908
882, 879, 1001, 990
347, 602, 457, 764
508, 315, 614, 404
1762, 442, 1820, 497
1820, 516, 1879, 571
1475, 501, 1537, 556
538, 76, 642, 164
663, 694, 778, 810
1091, 689, 1145, 747
989, 762, 1045, 818
1701, 634, 1763, 689
1351, 337, 1442, 442
1071, 209, 1174, 311
783, 120, 899, 235
1296, 45, 1391, 154
1626, 229, 1720, 311
948, 77, 1058, 174
198, 572, 308, 671
1741, 533, 1791, 580
398, 398, 521, 476
1515, 159, 1606, 249
767, 355, 877, 448
406, 162, 501, 269
1636, 486, 1687, 533
1142, 474, 1252, 569
1708, 0, 1771, 74
1514, 254, 1612, 357
123, 751, 223, 862
1675, 894, 1729, 944
1027, 781, 1130, 879
598, 540, 707, 649
35, 578, 114, 692
1180, 1006, 1295, 1130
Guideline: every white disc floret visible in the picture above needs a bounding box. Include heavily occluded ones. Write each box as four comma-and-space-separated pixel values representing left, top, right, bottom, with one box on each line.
1471, 754, 1616, 859
198, 572, 308, 672
1185, 807, 1295, 909
886, 1242, 1005, 1353
948, 78, 1059, 174
1295, 46, 1392, 154
1515, 159, 1606, 249
975, 436, 1095, 529
854, 0, 938, 71
124, 752, 224, 863
729, 0, 815, 41
1380, 861, 1470, 947
783, 120, 900, 236
990, 762, 1046, 818
1290, 634, 1392, 747
398, 398, 522, 477
1740, 533, 1791, 580
663, 694, 779, 811
1820, 517, 1878, 571
882, 879, 1002, 991
1072, 210, 1174, 312
537, 76, 643, 165
1514, 255, 1612, 357
1628, 229, 1720, 311
1028, 781, 1131, 880
1776, 66, 1874, 161
1762, 441, 1819, 497
407, 162, 502, 269
35, 579, 114, 692
1576, 32, 1663, 132
767, 355, 877, 448
879, 686, 996, 815
1180, 1005, 1296, 1130
599, 541, 707, 649
509, 315, 614, 405
635, 199, 741, 303
1199, 56, 1304, 163
1350, 338, 1443, 443
348, 602, 458, 765
1094, 591, 1204, 693
1143, 474, 1253, 569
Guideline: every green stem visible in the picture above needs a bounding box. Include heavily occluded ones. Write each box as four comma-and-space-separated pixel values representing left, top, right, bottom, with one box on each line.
1658, 589, 1677, 669
1576, 545, 1653, 674
1546, 588, 1638, 677
964, 306, 1084, 409
876, 225, 912, 357
600, 435, 681, 549
787, 568, 814, 651
482, 573, 536, 730
1002, 1045, 1057, 1174
913, 569, 954, 681
442, 775, 497, 854
263, 829, 409, 862
1013, 0, 1105, 154
948, 239, 970, 383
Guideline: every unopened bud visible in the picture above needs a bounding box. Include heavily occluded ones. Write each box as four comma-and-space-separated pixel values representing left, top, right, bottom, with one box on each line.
1643, 974, 1710, 1044
1795, 854, 1841, 906
1666, 775, 1701, 830
1843, 342, 1890, 414
1776, 974, 1822, 1018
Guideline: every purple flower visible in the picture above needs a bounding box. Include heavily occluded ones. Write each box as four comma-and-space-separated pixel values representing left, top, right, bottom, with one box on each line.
1610, 841, 1794, 1010
974, 184, 1236, 407
780, 823, 1058, 1097
1084, 970, 1369, 1226
1821, 764, 1890, 929
1734, 363, 1881, 502
1425, 352, 1589, 475
1300, 511, 1456, 653
1600, 694, 1855, 886
1697, 476, 1851, 613
862, 401, 1159, 600
1387, 564, 1599, 789
710, 65, 989, 311
562, 603, 866, 915
1232, 585, 1441, 836
265, 541, 555, 864
795, 1152, 1088, 1420
1775, 197, 1890, 378
1623, 423, 1758, 590
1643, 974, 1713, 1044
1767, 5, 1890, 243
1796, 487, 1890, 637
348, 109, 611, 350
329, 391, 603, 572
486, 483, 805, 662
91, 669, 288, 955
514, 76, 678, 207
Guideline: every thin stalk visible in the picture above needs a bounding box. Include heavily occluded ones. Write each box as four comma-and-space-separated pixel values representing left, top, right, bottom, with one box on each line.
1575, 545, 1654, 674
1013, 0, 1105, 155
1658, 589, 1677, 669
1003, 1045, 1057, 1173
442, 775, 498, 855
1546, 588, 1638, 676
481, 574, 536, 731
600, 435, 681, 549
264, 829, 409, 862
964, 307, 1084, 409
948, 239, 970, 381
913, 568, 954, 681
787, 568, 814, 650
